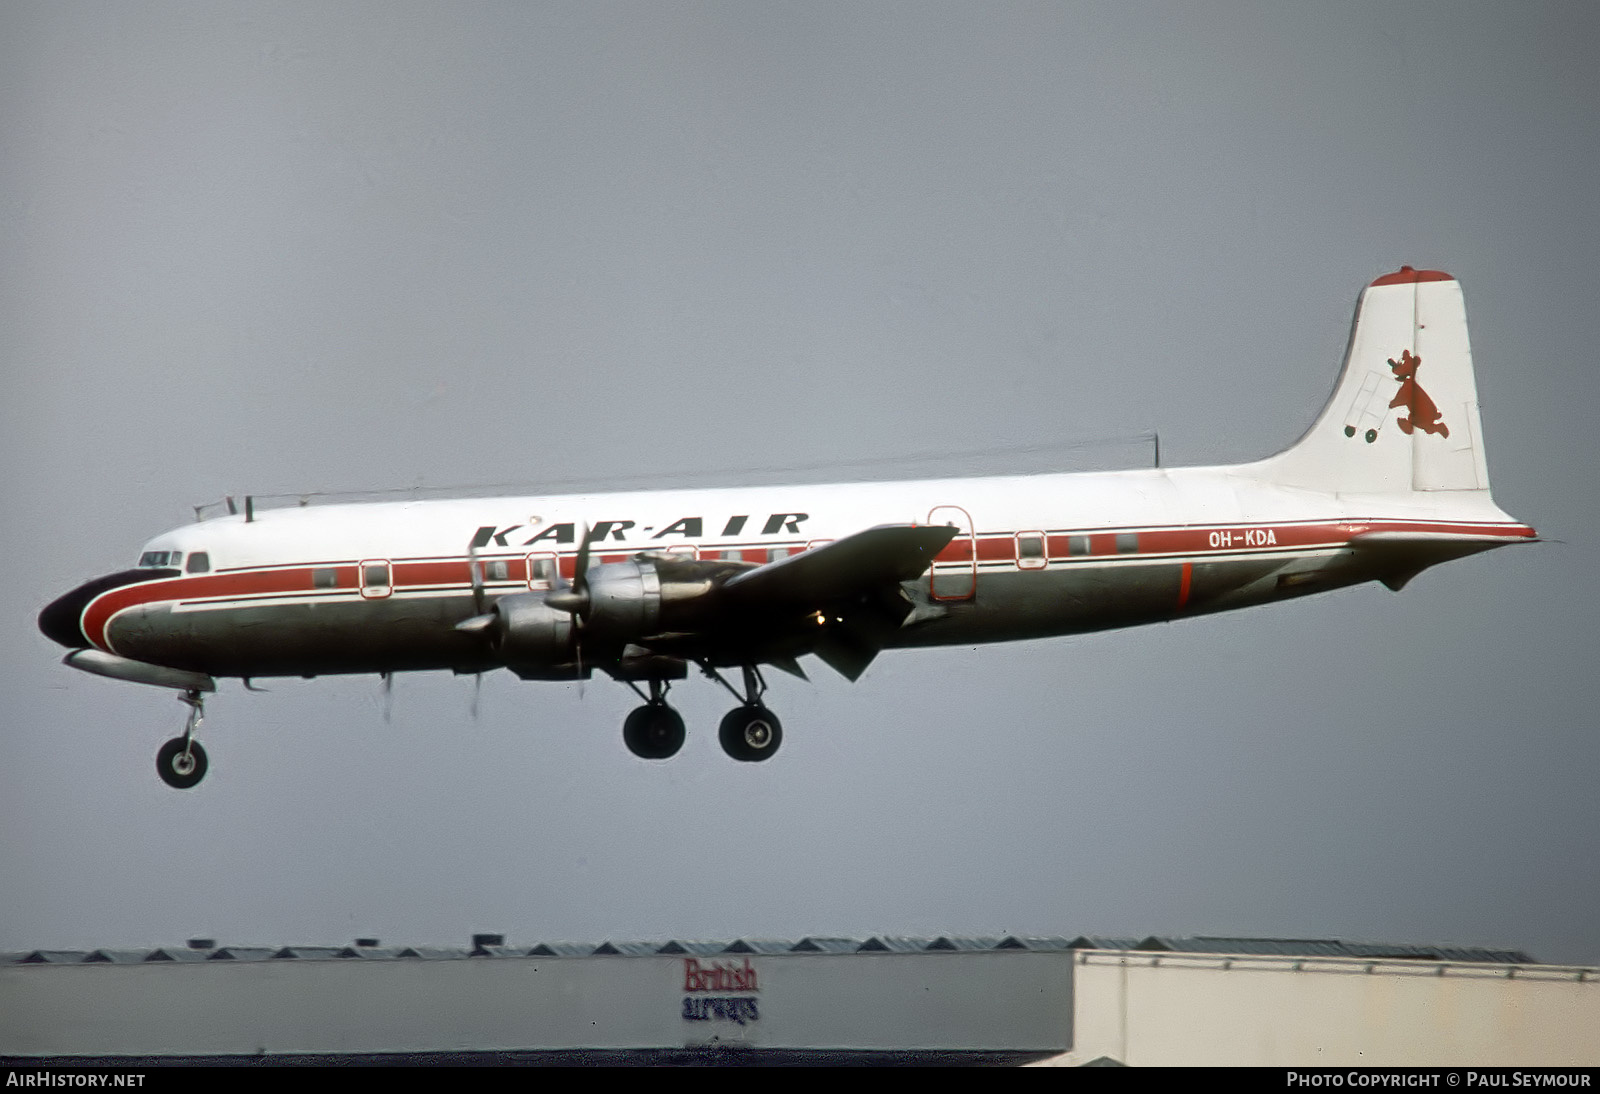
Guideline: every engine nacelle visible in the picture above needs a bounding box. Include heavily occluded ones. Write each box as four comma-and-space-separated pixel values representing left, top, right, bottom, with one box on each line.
491, 593, 574, 668
487, 554, 736, 674
582, 559, 662, 640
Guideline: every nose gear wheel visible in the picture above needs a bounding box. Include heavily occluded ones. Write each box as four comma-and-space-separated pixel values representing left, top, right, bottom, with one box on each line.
157, 737, 208, 789
157, 689, 209, 789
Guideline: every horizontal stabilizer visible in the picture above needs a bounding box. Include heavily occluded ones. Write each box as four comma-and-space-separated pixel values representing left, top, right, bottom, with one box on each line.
1349, 529, 1530, 591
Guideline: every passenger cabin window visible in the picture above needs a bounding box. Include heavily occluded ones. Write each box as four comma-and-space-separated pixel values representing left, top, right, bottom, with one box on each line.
1016, 533, 1047, 569
485, 559, 509, 582
186, 552, 210, 574
527, 555, 557, 590
1067, 536, 1091, 557
1115, 532, 1140, 554
312, 568, 338, 589
360, 561, 393, 599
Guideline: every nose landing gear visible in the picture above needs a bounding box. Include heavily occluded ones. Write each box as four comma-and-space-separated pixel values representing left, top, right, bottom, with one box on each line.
156, 689, 209, 789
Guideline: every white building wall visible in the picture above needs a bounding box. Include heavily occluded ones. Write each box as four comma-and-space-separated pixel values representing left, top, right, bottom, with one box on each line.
0, 951, 1074, 1057
1042, 952, 1599, 1067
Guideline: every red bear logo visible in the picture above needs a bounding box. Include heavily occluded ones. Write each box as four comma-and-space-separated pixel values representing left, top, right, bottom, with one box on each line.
1388, 350, 1449, 438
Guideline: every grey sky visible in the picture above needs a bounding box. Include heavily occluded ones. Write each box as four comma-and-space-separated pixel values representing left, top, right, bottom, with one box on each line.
4, 2, 1597, 965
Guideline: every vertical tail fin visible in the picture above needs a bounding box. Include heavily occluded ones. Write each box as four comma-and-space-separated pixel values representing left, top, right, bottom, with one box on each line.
1254, 267, 1493, 496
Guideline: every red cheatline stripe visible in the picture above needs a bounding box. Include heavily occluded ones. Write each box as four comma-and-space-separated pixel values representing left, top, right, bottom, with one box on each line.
80, 517, 1535, 649
82, 569, 342, 652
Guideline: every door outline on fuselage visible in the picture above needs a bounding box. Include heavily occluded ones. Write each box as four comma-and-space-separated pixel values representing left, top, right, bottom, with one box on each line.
927, 505, 977, 601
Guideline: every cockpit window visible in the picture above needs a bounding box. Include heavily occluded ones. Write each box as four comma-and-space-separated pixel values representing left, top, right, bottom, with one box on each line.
139, 551, 180, 568
186, 552, 211, 574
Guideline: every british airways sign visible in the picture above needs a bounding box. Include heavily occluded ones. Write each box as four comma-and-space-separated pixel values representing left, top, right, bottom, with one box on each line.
681, 957, 760, 1027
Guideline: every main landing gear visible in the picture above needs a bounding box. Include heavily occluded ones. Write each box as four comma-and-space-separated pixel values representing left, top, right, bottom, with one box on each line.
621, 679, 686, 760
617, 665, 783, 762
707, 664, 783, 763
718, 704, 782, 763
157, 689, 209, 789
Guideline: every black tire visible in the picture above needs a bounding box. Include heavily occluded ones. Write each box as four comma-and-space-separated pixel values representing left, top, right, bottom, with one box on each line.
157, 738, 208, 789
623, 703, 685, 760
718, 705, 782, 762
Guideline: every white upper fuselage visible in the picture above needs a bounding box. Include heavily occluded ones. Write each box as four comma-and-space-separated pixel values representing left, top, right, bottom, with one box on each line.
137, 462, 1519, 578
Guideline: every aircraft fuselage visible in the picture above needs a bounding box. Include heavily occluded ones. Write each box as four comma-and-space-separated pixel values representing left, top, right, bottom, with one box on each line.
48, 465, 1530, 681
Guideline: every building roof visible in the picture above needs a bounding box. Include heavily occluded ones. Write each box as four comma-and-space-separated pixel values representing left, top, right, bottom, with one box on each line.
2, 934, 1547, 967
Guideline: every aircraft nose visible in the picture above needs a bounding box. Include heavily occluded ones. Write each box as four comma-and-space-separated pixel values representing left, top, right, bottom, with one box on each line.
38, 586, 92, 648
38, 568, 175, 650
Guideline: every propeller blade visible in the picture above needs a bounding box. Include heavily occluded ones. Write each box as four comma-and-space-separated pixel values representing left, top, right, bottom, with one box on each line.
545, 522, 600, 616
572, 521, 599, 600
467, 543, 487, 616
569, 522, 602, 685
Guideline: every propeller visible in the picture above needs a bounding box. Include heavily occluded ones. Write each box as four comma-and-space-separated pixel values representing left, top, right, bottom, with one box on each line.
468, 543, 488, 616
455, 541, 496, 637
544, 521, 597, 617
459, 545, 489, 719
453, 523, 602, 687
545, 522, 600, 687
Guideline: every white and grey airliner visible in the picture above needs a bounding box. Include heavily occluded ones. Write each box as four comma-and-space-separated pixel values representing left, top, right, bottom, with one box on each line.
40, 267, 1534, 786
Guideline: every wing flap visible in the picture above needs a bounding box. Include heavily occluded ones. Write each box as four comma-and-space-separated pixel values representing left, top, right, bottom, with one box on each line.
719, 523, 955, 681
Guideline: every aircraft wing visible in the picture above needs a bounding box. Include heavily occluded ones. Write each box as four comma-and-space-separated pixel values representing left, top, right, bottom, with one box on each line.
717, 523, 958, 681
722, 523, 958, 604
